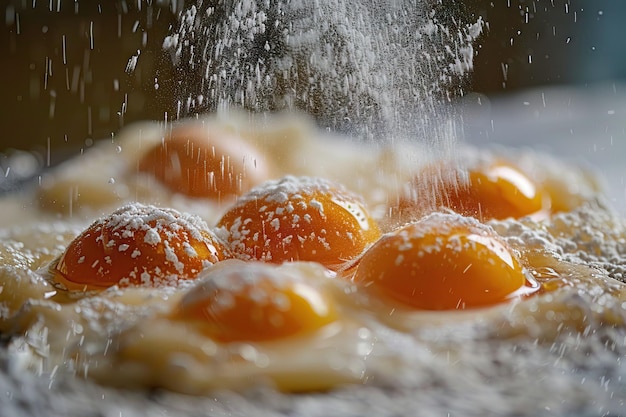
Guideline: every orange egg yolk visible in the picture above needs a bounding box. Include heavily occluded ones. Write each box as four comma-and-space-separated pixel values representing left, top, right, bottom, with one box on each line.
138, 123, 269, 199
399, 161, 547, 221
217, 176, 381, 270
352, 213, 528, 310
173, 261, 337, 342
55, 203, 228, 289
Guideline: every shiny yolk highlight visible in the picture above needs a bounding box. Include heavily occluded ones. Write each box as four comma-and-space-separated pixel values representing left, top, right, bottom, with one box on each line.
217, 176, 381, 270
173, 262, 337, 342
55, 203, 228, 289
399, 161, 547, 221
353, 213, 528, 310
138, 123, 269, 199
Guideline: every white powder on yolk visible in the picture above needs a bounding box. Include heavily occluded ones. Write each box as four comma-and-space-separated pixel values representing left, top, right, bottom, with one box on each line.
144, 229, 161, 245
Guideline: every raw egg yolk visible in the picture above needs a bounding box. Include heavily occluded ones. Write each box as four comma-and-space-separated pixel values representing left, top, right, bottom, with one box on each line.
217, 176, 381, 270
138, 123, 269, 199
352, 212, 528, 310
399, 161, 547, 221
55, 203, 228, 289
173, 261, 337, 342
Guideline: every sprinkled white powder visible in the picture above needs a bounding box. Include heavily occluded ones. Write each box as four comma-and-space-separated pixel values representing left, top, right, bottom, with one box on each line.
144, 229, 161, 245
164, 1, 482, 141
121, 229, 134, 239
292, 214, 301, 226
215, 291, 235, 309
272, 292, 291, 312
309, 199, 324, 215
1, 152, 626, 417
248, 286, 268, 304
163, 242, 184, 275
182, 242, 198, 258
220, 175, 379, 263
140, 271, 152, 285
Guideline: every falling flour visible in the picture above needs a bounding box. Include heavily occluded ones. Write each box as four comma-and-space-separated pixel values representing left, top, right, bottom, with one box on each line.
163, 0, 483, 141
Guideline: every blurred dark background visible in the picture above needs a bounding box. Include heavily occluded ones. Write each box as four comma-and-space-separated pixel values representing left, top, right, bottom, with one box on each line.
469, 0, 626, 91
0, 0, 180, 162
1, 0, 625, 157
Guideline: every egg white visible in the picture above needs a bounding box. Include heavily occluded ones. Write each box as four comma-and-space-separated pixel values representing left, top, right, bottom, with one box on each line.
1, 112, 625, 399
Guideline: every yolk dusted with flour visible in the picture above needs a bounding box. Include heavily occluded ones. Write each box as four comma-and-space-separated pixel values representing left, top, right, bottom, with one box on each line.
138, 123, 269, 199
399, 161, 547, 221
352, 213, 528, 310
173, 262, 337, 342
217, 176, 381, 270
55, 203, 228, 289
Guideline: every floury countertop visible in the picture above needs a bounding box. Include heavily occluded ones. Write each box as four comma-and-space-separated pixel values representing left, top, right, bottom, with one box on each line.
2, 85, 626, 417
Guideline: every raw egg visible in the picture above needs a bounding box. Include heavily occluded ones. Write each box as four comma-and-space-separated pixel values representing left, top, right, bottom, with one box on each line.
352, 212, 529, 310
55, 203, 228, 289
398, 160, 548, 222
138, 122, 270, 200
104, 261, 368, 393
173, 260, 338, 343
217, 176, 381, 270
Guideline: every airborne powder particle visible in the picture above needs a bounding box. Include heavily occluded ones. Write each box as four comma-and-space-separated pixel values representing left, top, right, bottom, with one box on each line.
163, 0, 482, 141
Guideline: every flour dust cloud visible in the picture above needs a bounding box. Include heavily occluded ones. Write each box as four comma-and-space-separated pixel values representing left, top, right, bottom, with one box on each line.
162, 0, 482, 144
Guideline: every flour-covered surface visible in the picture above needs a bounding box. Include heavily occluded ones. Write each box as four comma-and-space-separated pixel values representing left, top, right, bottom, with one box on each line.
2, 111, 626, 416
5, 0, 626, 412
1, 320, 625, 417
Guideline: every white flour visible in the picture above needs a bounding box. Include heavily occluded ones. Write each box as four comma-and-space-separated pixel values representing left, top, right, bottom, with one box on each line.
162, 0, 482, 141
3, 2, 626, 417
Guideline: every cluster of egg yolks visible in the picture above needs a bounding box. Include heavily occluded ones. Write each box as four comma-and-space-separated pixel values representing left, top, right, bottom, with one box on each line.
399, 161, 546, 221
217, 176, 381, 270
55, 203, 228, 289
352, 213, 528, 310
138, 123, 269, 199
173, 261, 337, 342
